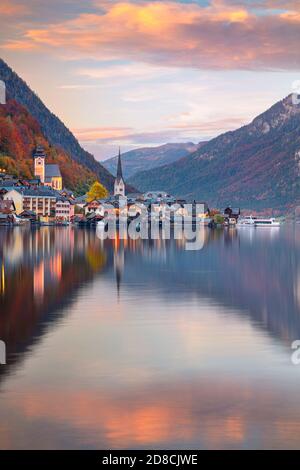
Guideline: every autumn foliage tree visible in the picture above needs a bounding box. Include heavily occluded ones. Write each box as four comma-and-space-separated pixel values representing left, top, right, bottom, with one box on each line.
0, 99, 98, 194
87, 181, 109, 202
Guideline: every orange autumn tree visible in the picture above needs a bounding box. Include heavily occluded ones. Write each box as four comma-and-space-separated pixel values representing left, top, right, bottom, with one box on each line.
87, 181, 109, 202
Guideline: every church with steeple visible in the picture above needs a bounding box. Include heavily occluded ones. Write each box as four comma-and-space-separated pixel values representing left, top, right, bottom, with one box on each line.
114, 148, 125, 196
33, 145, 63, 190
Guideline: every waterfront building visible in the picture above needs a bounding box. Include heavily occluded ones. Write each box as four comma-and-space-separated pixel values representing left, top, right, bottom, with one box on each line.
0, 199, 16, 214
224, 207, 241, 221
4, 188, 58, 216
84, 199, 103, 215
55, 198, 74, 222
3, 189, 23, 214
114, 148, 125, 197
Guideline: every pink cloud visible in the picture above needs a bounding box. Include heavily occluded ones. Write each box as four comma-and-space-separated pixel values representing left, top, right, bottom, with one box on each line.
73, 116, 246, 146
0, 0, 27, 16
73, 126, 134, 141
2, 1, 300, 70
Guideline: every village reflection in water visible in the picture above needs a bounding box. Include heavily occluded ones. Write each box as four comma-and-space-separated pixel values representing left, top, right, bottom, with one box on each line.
0, 225, 300, 449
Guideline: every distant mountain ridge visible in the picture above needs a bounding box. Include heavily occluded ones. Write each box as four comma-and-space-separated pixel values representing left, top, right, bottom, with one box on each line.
103, 142, 205, 179
129, 95, 300, 212
0, 58, 115, 191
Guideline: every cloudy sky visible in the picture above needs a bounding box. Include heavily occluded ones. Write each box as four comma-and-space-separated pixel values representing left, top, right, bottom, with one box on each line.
0, 0, 300, 160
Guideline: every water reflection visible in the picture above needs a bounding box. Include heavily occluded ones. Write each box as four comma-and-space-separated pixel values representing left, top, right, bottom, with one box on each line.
0, 226, 300, 449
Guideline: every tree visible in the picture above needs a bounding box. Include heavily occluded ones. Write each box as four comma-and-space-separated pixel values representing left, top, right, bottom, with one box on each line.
214, 214, 224, 225
87, 181, 109, 202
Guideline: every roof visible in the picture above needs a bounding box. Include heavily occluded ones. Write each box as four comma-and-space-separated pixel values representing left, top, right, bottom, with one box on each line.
60, 188, 74, 196
116, 148, 124, 182
0, 186, 16, 192
56, 196, 71, 204
45, 164, 61, 178
22, 188, 59, 197
0, 174, 16, 180
0, 180, 20, 187
28, 178, 41, 184
126, 193, 143, 199
74, 195, 87, 204
19, 210, 36, 217
6, 187, 59, 198
34, 145, 46, 159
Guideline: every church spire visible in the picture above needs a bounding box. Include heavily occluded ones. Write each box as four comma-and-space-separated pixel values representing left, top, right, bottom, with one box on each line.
116, 147, 123, 182
114, 147, 125, 196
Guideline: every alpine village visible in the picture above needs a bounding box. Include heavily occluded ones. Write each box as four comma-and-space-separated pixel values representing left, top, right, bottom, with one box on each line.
0, 59, 298, 229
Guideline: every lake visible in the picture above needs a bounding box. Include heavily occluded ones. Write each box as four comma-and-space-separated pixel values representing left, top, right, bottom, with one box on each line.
0, 225, 300, 449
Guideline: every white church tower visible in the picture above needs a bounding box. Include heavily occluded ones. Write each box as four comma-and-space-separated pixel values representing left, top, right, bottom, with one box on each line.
114, 148, 125, 196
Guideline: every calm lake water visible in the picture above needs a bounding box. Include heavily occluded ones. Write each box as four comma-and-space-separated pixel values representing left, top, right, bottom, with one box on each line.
0, 225, 300, 449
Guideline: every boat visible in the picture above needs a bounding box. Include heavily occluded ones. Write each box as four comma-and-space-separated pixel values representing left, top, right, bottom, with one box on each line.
236, 216, 256, 227
0, 214, 30, 226
254, 218, 281, 227
237, 216, 280, 227
13, 215, 30, 226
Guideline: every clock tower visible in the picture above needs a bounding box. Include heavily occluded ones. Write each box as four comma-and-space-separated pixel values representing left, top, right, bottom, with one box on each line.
34, 145, 46, 183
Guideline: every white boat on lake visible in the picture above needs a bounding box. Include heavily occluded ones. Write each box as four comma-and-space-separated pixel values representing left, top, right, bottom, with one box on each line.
237, 216, 281, 227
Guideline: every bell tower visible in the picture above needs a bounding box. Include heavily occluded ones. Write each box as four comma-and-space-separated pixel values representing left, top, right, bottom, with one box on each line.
34, 145, 46, 183
114, 148, 125, 196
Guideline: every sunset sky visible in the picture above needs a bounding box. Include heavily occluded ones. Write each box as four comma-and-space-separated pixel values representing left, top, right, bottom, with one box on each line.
0, 0, 300, 160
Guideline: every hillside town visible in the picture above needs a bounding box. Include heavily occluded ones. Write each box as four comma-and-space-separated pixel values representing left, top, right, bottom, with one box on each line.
0, 145, 243, 228
0, 146, 75, 226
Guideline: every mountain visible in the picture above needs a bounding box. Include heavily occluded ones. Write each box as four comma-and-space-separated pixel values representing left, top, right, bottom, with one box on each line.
0, 58, 115, 192
103, 142, 204, 179
129, 95, 300, 212
0, 99, 97, 194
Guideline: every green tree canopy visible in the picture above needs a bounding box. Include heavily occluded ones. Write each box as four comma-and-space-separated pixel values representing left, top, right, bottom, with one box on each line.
87, 181, 109, 202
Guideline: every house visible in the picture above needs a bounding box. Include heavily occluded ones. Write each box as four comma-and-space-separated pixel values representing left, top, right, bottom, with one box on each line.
22, 188, 58, 216
84, 199, 103, 215
3, 189, 23, 214
19, 210, 39, 224
224, 207, 240, 220
0, 198, 16, 214
60, 188, 75, 200
55, 197, 74, 222
4, 188, 58, 216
